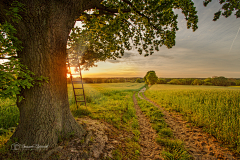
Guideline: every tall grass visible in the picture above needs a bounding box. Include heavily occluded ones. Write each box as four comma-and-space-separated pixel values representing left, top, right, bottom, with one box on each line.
145, 84, 240, 153
0, 98, 19, 129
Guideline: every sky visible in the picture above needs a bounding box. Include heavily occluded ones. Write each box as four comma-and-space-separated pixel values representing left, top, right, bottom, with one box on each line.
79, 1, 240, 78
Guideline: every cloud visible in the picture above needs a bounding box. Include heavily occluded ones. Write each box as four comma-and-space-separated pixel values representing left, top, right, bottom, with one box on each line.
81, 1, 240, 78
106, 51, 137, 63
106, 59, 121, 63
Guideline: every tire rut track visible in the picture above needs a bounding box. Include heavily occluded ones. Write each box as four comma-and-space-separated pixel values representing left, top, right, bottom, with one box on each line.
140, 87, 239, 160
133, 92, 163, 160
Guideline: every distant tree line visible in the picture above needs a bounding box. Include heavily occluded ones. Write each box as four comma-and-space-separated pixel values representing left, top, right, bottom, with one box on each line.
67, 78, 140, 84
157, 76, 240, 86
67, 76, 240, 86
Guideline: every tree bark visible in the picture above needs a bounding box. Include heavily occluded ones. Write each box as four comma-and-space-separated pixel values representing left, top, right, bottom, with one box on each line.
3, 0, 95, 148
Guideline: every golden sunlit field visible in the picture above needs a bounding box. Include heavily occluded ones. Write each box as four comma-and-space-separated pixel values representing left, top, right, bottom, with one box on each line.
1, 83, 240, 158
68, 83, 144, 110
68, 83, 144, 124
68, 83, 145, 159
145, 84, 240, 153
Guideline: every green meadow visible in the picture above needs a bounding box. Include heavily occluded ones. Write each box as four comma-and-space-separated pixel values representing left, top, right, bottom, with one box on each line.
1, 83, 240, 156
0, 83, 145, 159
69, 83, 145, 159
145, 84, 240, 153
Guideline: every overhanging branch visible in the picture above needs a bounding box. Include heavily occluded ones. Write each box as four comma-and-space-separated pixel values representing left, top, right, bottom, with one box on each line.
122, 0, 160, 30
75, 0, 162, 31
76, 10, 116, 21
76, 2, 131, 21
95, 3, 131, 14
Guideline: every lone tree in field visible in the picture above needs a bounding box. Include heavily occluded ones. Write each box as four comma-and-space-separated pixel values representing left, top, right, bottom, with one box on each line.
0, 0, 239, 148
144, 71, 158, 85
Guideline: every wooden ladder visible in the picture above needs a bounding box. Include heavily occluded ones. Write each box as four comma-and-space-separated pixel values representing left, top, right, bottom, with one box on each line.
67, 57, 86, 108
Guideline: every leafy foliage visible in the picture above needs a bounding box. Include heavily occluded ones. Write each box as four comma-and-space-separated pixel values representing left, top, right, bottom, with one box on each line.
192, 79, 204, 85
68, 0, 199, 69
203, 0, 240, 21
0, 1, 48, 100
135, 78, 142, 83
157, 78, 167, 84
144, 71, 158, 85
211, 76, 230, 86
0, 58, 48, 99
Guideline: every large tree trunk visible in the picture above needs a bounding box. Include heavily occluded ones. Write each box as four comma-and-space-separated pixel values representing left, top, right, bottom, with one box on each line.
8, 0, 91, 148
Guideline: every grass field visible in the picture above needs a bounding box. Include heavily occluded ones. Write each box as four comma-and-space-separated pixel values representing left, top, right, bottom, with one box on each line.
69, 83, 144, 129
145, 84, 240, 153
0, 83, 145, 159
1, 83, 240, 157
69, 83, 145, 159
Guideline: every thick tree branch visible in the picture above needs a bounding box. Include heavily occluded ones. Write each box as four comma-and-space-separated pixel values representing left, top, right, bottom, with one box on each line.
122, 0, 159, 30
0, 1, 12, 24
76, 10, 116, 21
95, 3, 131, 14
76, 0, 160, 31
76, 1, 132, 21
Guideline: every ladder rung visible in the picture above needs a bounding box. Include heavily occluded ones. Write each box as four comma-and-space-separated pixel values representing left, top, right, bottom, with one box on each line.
75, 94, 84, 96
76, 101, 85, 102
72, 81, 82, 82
71, 74, 80, 75
67, 58, 78, 59
74, 88, 83, 89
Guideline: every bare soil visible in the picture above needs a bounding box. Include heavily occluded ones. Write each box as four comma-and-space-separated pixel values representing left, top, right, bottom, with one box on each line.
141, 88, 240, 160
44, 117, 137, 159
133, 92, 163, 160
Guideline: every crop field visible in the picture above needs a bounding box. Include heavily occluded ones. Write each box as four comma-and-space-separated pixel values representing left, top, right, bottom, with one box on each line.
145, 84, 240, 153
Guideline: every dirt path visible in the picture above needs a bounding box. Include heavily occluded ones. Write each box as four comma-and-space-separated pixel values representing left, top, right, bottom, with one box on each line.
137, 87, 146, 100
133, 92, 163, 160
140, 87, 239, 160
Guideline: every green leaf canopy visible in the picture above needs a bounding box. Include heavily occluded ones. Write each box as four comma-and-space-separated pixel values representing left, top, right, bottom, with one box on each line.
68, 0, 199, 70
